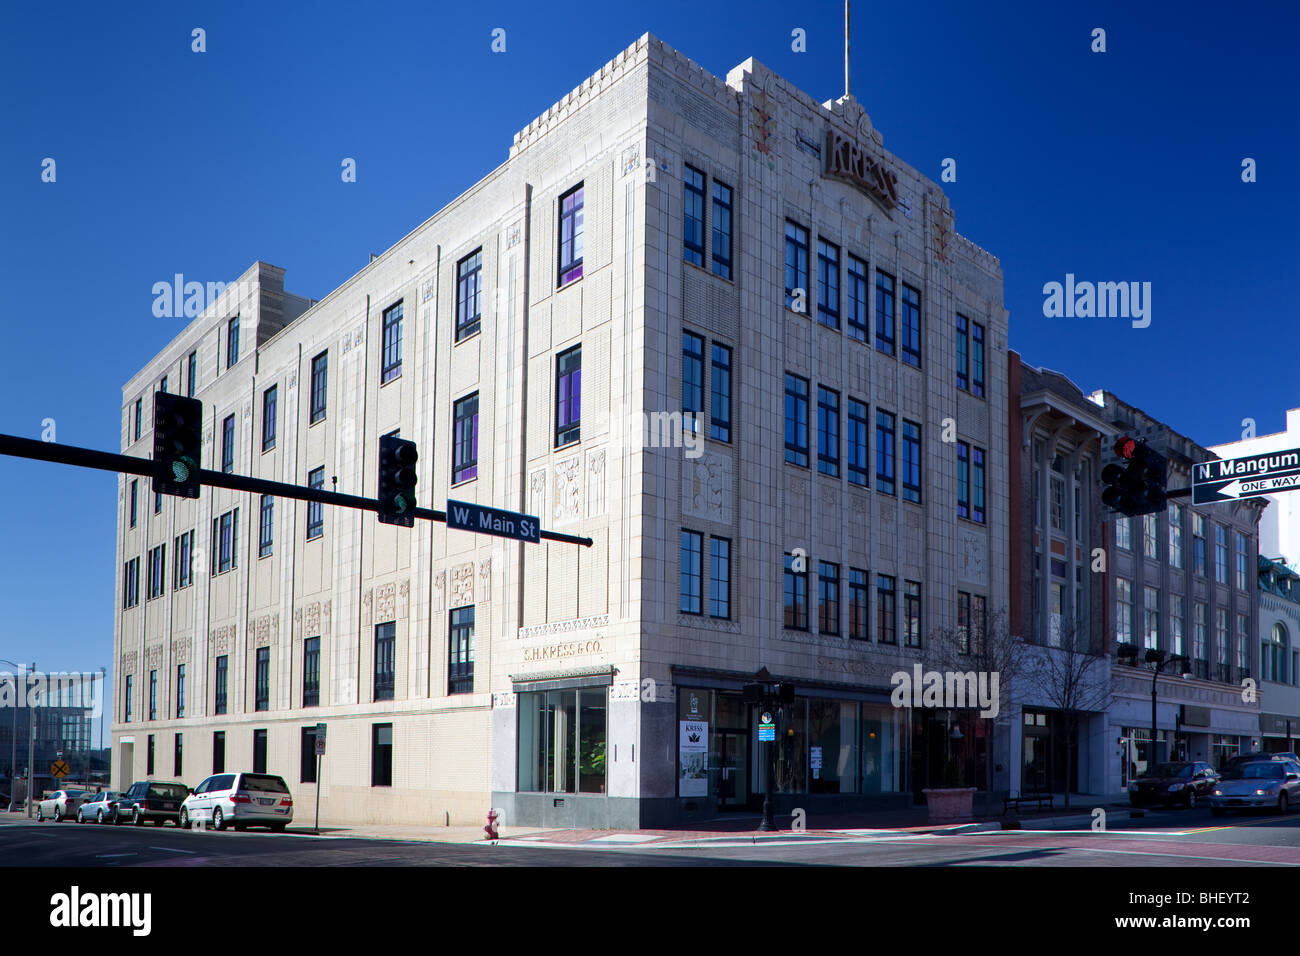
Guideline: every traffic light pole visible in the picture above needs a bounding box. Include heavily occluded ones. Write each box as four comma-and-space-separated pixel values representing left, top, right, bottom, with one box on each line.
0, 434, 593, 547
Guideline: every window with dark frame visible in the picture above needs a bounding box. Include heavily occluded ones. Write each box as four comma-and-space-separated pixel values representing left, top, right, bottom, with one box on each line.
784, 552, 808, 630
214, 655, 228, 715
452, 393, 479, 483
372, 724, 393, 786
558, 184, 584, 285
301, 727, 318, 784
448, 607, 475, 694
816, 239, 840, 329
849, 569, 869, 641
972, 447, 986, 523
146, 734, 154, 775
374, 622, 395, 701
876, 410, 896, 495
710, 343, 731, 442
259, 494, 274, 557
457, 250, 483, 341
902, 420, 922, 503
146, 544, 166, 600
904, 581, 922, 647
154, 488, 161, 514
846, 254, 869, 342
134, 398, 142, 442
186, 351, 197, 398
957, 442, 970, 519
555, 346, 581, 447
958, 591, 972, 654
262, 384, 277, 451
124, 674, 133, 722
221, 414, 235, 473
149, 670, 157, 721
709, 536, 730, 620
785, 221, 809, 312
176, 663, 186, 718
307, 468, 324, 539
381, 301, 403, 382
122, 557, 139, 609
784, 373, 809, 467
212, 507, 238, 572
680, 530, 703, 615
682, 331, 704, 433
160, 375, 167, 393
255, 646, 270, 712
683, 165, 705, 266
226, 316, 239, 368
971, 322, 985, 397
711, 180, 732, 278
309, 351, 328, 424
817, 386, 839, 477
900, 283, 921, 367
955, 314, 970, 391
212, 731, 225, 773
875, 270, 896, 355
818, 561, 840, 636
876, 575, 896, 644
129, 479, 138, 528
303, 637, 320, 707
253, 729, 267, 775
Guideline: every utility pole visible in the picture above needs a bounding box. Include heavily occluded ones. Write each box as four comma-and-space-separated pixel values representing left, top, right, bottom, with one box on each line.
26, 662, 36, 819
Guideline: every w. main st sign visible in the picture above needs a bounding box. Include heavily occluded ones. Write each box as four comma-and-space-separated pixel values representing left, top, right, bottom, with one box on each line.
1192, 447, 1300, 504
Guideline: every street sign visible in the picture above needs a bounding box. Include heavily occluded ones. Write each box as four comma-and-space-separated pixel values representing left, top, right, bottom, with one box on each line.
315, 723, 326, 755
1193, 447, 1300, 504
50, 760, 69, 779
446, 499, 541, 543
758, 713, 775, 742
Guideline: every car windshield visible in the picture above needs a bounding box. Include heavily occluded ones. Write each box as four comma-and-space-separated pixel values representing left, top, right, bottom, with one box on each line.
148, 784, 189, 799
1225, 763, 1286, 780
1143, 764, 1192, 778
240, 774, 289, 793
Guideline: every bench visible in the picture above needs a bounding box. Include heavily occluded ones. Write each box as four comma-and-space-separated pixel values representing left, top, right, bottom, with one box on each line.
1003, 790, 1054, 815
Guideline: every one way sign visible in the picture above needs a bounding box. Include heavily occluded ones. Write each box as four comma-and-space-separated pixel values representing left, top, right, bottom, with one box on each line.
1193, 446, 1300, 504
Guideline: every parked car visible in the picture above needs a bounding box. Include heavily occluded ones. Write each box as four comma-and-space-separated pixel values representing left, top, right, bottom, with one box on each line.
179, 772, 293, 831
1220, 752, 1289, 774
116, 780, 191, 826
36, 789, 89, 822
1209, 760, 1300, 815
76, 791, 121, 824
1128, 761, 1219, 809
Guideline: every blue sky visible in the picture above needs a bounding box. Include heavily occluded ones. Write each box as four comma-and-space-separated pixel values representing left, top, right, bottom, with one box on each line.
1, 0, 1296, 735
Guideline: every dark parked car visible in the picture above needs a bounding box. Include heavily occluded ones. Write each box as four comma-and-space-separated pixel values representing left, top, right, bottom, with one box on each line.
116, 781, 191, 826
1128, 761, 1219, 809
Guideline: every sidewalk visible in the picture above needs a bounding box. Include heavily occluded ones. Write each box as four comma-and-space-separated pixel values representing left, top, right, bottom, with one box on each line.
286, 796, 1142, 847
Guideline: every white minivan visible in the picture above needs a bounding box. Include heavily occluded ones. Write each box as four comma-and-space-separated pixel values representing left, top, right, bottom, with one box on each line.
179, 772, 293, 831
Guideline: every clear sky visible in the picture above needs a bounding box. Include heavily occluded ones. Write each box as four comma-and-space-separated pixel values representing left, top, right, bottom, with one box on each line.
1, 0, 1296, 740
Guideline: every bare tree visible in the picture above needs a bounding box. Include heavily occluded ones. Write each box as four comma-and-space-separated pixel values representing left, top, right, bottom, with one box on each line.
1025, 615, 1113, 809
925, 607, 1029, 788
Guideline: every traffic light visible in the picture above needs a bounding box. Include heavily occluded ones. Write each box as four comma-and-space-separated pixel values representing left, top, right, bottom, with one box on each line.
152, 393, 202, 498
377, 435, 419, 526
1101, 435, 1166, 517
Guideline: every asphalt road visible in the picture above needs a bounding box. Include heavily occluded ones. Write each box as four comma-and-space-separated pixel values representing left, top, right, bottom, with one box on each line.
5, 804, 1300, 867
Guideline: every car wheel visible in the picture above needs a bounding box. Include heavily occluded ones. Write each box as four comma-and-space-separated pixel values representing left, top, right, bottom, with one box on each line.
36, 807, 44, 822
179, 809, 190, 830
212, 807, 225, 831
97, 810, 104, 824
1281, 793, 1290, 814
133, 809, 144, 826
1187, 791, 1198, 810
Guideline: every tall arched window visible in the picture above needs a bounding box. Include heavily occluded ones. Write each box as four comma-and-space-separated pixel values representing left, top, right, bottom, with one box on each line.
1265, 623, 1289, 684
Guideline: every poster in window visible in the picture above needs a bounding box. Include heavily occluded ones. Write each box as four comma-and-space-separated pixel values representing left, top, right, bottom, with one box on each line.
679, 720, 708, 797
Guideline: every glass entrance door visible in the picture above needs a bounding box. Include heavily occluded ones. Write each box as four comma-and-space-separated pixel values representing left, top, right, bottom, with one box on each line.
717, 731, 749, 810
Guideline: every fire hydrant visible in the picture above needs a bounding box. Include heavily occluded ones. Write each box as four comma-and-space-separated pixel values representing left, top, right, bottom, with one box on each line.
484, 808, 500, 841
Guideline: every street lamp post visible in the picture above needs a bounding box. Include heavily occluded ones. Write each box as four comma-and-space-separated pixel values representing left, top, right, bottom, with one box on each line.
26, 662, 36, 819
1134, 647, 1190, 769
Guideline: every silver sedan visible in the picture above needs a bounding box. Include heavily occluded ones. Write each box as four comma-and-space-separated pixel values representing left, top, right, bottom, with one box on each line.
36, 789, 89, 822
1209, 761, 1300, 815
76, 791, 121, 823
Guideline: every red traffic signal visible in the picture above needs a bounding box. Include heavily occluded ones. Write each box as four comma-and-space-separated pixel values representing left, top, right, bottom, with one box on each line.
1114, 436, 1137, 460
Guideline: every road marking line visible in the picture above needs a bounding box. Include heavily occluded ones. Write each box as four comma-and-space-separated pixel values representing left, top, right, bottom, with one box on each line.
148, 846, 196, 854
95, 852, 137, 858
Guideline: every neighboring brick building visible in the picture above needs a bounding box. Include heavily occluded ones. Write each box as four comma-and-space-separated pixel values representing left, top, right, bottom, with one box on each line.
112, 34, 1009, 827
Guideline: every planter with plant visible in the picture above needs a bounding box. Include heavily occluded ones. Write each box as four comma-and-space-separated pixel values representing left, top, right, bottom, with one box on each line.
922, 758, 976, 822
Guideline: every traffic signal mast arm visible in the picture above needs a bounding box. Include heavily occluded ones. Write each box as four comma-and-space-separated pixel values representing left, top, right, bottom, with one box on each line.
0, 432, 593, 547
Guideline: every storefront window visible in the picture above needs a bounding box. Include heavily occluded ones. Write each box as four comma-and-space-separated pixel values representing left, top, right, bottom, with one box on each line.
808, 699, 857, 793
517, 688, 607, 794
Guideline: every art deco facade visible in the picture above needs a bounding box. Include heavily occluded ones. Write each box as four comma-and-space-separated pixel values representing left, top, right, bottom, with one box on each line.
112, 34, 1009, 826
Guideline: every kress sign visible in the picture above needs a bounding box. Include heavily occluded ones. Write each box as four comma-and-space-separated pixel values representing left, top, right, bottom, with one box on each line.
824, 130, 900, 209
